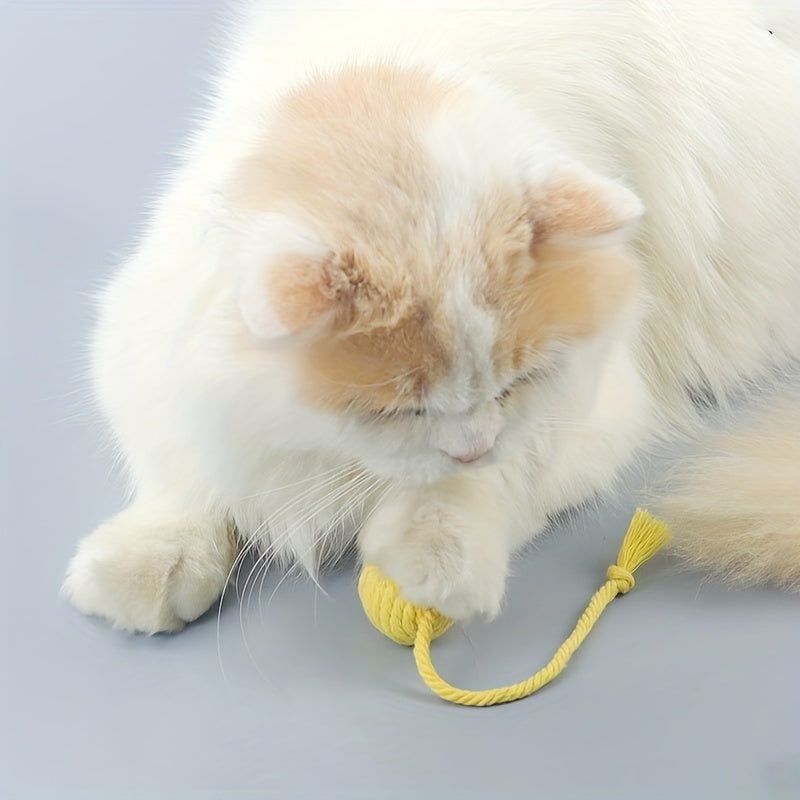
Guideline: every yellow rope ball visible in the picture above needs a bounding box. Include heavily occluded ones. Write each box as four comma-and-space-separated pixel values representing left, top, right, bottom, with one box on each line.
358, 509, 671, 707
358, 564, 452, 645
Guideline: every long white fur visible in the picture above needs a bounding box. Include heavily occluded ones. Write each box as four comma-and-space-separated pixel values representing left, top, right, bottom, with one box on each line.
64, 2, 800, 632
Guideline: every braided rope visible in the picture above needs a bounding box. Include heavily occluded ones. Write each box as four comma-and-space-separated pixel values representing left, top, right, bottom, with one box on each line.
359, 509, 670, 707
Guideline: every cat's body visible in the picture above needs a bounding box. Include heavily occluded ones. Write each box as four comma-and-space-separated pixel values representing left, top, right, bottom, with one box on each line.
65, 1, 800, 633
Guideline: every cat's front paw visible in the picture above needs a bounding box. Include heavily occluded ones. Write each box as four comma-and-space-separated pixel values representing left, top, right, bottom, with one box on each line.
63, 506, 237, 634
360, 490, 509, 620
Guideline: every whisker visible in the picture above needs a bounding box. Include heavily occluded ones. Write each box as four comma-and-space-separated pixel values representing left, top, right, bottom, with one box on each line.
262, 474, 384, 613
242, 467, 356, 549
239, 469, 379, 631
257, 470, 379, 579
215, 533, 276, 685
214, 455, 396, 679
215, 466, 358, 676
236, 462, 356, 501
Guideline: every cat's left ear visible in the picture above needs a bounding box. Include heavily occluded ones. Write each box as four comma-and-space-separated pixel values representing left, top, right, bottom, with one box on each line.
235, 213, 342, 341
528, 164, 643, 247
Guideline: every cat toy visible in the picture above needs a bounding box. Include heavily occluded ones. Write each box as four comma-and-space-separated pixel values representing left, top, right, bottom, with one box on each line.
358, 509, 669, 706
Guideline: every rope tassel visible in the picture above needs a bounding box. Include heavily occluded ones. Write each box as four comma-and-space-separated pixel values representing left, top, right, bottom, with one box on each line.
358, 508, 670, 707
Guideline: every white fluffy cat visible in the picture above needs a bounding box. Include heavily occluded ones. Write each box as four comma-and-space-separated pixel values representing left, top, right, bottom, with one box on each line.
64, 1, 800, 633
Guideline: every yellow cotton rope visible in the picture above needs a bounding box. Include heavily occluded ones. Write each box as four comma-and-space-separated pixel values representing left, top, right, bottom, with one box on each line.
358, 508, 670, 707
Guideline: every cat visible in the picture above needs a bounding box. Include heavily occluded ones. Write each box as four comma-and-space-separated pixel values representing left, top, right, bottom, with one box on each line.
63, 1, 800, 633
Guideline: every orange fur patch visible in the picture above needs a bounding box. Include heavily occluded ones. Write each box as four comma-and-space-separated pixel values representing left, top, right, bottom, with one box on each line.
231, 65, 639, 413
267, 254, 341, 333
531, 172, 632, 240
291, 239, 637, 414
231, 65, 461, 412
299, 302, 451, 414
477, 183, 639, 375
489, 242, 639, 374
232, 64, 456, 253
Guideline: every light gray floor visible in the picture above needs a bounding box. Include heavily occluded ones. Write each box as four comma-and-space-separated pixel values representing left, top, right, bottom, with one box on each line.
2, 3, 799, 799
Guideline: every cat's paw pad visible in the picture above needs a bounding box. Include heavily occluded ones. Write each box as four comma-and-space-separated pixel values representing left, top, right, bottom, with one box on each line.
63, 509, 237, 634
361, 497, 507, 620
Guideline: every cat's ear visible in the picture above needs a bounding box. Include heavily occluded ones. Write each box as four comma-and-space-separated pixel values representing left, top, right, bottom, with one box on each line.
528, 165, 643, 247
236, 214, 349, 340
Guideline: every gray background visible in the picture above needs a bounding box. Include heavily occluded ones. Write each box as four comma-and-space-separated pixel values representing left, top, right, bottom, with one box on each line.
2, 2, 799, 799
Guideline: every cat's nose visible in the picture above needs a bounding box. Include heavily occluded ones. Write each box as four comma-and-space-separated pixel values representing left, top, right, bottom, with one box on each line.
434, 415, 500, 465
442, 442, 494, 464
451, 450, 487, 464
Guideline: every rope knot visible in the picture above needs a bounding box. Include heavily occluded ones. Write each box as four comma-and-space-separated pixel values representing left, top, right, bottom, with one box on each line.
606, 564, 635, 594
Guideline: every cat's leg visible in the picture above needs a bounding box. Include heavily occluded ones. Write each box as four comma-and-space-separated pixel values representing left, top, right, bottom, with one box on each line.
63, 502, 237, 634
359, 466, 545, 620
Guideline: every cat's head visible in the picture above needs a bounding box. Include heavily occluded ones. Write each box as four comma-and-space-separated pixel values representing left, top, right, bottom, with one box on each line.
229, 66, 643, 483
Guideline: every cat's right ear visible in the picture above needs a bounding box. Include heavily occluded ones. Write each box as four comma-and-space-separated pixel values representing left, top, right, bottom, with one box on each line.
236, 214, 344, 341
528, 164, 644, 248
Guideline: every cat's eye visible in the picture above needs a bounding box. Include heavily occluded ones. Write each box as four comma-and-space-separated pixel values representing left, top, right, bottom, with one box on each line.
372, 406, 426, 419
495, 366, 547, 403
495, 387, 513, 403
